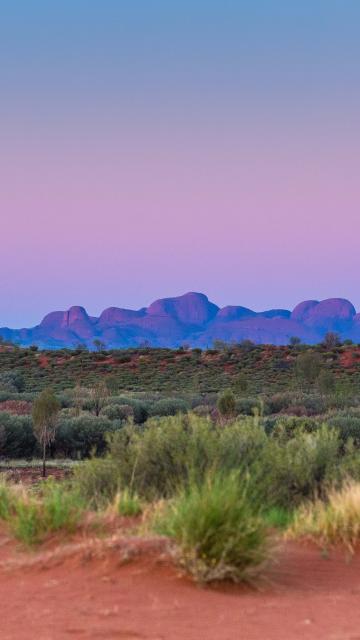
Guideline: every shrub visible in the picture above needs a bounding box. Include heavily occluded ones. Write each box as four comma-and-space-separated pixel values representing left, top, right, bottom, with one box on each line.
106, 398, 149, 424
73, 457, 121, 508
102, 404, 133, 422
55, 415, 121, 458
152, 471, 269, 583
217, 389, 236, 419
0, 371, 25, 393
108, 415, 222, 499
60, 413, 360, 515
192, 404, 212, 418
236, 397, 262, 416
264, 424, 341, 509
264, 392, 294, 415
327, 414, 360, 445
150, 398, 189, 417
0, 413, 37, 458
295, 352, 322, 388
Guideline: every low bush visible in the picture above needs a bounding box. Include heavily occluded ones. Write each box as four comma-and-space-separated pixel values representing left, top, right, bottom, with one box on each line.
263, 424, 341, 509
73, 457, 121, 508
102, 404, 133, 422
0, 413, 37, 458
55, 415, 121, 458
150, 398, 189, 417
151, 471, 269, 583
235, 397, 262, 416
74, 414, 269, 504
326, 413, 360, 445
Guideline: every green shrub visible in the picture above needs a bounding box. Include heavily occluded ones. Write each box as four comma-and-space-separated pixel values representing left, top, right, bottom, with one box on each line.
150, 398, 189, 417
106, 398, 150, 424
327, 414, 360, 444
263, 424, 341, 508
152, 472, 269, 583
217, 389, 236, 419
236, 397, 263, 416
102, 404, 133, 422
55, 415, 121, 458
73, 457, 121, 508
0, 413, 37, 458
108, 415, 221, 499
0, 371, 25, 393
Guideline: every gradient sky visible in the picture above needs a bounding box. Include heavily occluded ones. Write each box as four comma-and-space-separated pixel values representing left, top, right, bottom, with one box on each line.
1, 1, 360, 327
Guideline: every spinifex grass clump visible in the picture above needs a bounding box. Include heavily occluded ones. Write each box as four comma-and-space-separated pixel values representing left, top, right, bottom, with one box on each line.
113, 488, 142, 517
152, 471, 270, 583
41, 480, 84, 534
0, 477, 84, 546
289, 481, 360, 552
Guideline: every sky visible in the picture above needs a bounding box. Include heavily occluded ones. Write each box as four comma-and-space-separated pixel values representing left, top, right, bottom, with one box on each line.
1, 1, 360, 327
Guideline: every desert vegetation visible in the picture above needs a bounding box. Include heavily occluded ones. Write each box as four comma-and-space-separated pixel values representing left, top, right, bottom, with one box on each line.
2, 341, 360, 583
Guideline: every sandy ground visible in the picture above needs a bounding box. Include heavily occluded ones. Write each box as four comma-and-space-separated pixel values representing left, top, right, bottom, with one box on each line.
1, 528, 360, 640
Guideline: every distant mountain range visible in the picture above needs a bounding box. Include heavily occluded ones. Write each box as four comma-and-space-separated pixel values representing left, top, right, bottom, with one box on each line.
1, 292, 360, 349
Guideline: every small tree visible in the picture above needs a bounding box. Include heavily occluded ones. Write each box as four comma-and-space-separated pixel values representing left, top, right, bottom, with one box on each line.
217, 389, 236, 421
233, 372, 248, 394
289, 336, 301, 348
32, 389, 60, 477
93, 339, 106, 352
239, 339, 255, 352
295, 352, 322, 389
75, 342, 88, 352
89, 381, 109, 416
317, 369, 335, 396
322, 332, 340, 350
213, 339, 228, 352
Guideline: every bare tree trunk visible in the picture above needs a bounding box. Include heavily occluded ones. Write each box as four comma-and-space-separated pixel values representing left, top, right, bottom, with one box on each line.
42, 439, 46, 478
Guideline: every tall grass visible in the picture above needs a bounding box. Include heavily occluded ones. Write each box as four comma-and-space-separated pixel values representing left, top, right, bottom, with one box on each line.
288, 481, 360, 552
151, 471, 270, 583
0, 478, 84, 546
41, 480, 84, 533
113, 488, 142, 517
0, 479, 14, 520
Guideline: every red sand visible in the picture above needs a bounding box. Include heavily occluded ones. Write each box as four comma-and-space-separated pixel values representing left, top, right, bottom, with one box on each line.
1, 534, 360, 640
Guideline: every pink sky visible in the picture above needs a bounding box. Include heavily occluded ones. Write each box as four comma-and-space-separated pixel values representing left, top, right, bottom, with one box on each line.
1, 2, 360, 327
1, 114, 359, 327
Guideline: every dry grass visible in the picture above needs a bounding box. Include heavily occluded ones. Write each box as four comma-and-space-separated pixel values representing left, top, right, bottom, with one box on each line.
288, 481, 360, 552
